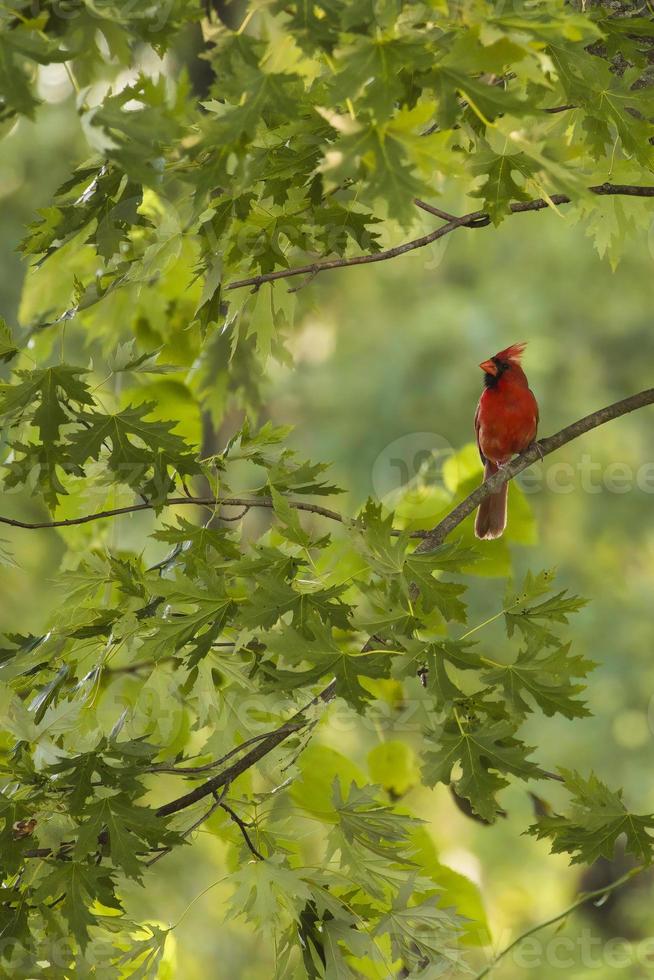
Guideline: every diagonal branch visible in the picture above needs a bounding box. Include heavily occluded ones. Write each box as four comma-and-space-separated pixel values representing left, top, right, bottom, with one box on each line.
226, 210, 484, 292
220, 801, 265, 860
225, 183, 654, 293
416, 386, 654, 554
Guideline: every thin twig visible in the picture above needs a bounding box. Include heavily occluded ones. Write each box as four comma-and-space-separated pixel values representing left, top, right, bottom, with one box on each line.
0, 495, 351, 531
217, 506, 250, 522
220, 801, 265, 860
544, 103, 577, 113
413, 199, 459, 221
146, 725, 305, 776
104, 656, 175, 675
474, 864, 647, 979
287, 267, 319, 293
146, 783, 231, 868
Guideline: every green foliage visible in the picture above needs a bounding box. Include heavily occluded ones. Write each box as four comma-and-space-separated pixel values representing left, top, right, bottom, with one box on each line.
0, 0, 652, 976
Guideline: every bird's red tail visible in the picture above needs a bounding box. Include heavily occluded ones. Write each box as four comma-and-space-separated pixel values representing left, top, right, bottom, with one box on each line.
474, 461, 507, 540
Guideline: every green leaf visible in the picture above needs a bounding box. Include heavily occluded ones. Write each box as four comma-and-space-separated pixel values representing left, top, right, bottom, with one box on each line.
271, 486, 323, 548
74, 794, 177, 879
405, 553, 468, 622
505, 587, 587, 647
435, 66, 527, 125
331, 781, 420, 856
139, 578, 235, 666
242, 577, 351, 634
226, 855, 312, 927
373, 882, 468, 977
66, 402, 199, 496
0, 318, 18, 363
0, 365, 94, 443
423, 719, 546, 822
529, 770, 654, 865
265, 622, 393, 710
482, 642, 594, 719
32, 861, 122, 949
0, 36, 40, 119
470, 150, 536, 224
330, 35, 430, 118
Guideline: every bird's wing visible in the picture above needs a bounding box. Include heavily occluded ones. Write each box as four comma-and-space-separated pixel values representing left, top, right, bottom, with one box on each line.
474, 397, 487, 464
529, 386, 539, 434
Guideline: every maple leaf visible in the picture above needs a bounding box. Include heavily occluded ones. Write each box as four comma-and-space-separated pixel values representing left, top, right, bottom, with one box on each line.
0, 319, 18, 363
332, 781, 420, 856
32, 861, 122, 949
471, 149, 536, 224
0, 366, 93, 443
66, 402, 199, 494
529, 769, 654, 865
423, 719, 546, 822
265, 622, 393, 710
242, 577, 351, 634
358, 501, 474, 622
74, 793, 179, 879
483, 642, 594, 719
138, 578, 236, 665
393, 639, 482, 703
226, 855, 311, 926
505, 589, 588, 646
374, 881, 469, 978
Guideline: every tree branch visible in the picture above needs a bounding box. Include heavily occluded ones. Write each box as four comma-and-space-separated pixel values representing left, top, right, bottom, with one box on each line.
0, 495, 346, 531
225, 183, 654, 292
0, 495, 426, 538
147, 725, 304, 775
226, 210, 485, 292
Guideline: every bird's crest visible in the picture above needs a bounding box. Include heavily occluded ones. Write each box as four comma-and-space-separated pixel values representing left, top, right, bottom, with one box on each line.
495, 342, 526, 364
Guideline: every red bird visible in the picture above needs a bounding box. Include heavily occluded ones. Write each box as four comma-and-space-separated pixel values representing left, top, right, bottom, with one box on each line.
474, 342, 539, 540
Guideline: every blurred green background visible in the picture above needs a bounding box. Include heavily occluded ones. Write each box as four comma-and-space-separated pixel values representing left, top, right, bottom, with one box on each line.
2, 74, 654, 978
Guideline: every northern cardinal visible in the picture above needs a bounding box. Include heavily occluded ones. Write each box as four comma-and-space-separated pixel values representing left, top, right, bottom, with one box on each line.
474, 342, 538, 540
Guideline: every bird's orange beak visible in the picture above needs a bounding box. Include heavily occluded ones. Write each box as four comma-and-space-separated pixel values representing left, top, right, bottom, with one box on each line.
479, 359, 497, 376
